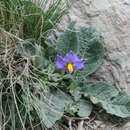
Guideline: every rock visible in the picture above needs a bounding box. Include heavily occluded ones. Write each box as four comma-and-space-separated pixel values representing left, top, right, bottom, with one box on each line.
77, 120, 84, 130
121, 122, 130, 130
124, 0, 130, 5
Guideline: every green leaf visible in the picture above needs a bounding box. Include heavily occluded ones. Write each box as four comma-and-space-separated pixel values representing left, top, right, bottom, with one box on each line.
76, 27, 104, 79
17, 39, 42, 57
70, 91, 82, 102
77, 27, 101, 57
45, 90, 73, 109
34, 55, 49, 69
69, 80, 84, 101
17, 39, 48, 69
56, 22, 105, 78
76, 99, 92, 117
33, 99, 63, 128
85, 82, 130, 118
109, 91, 130, 118
57, 21, 78, 55
31, 90, 73, 128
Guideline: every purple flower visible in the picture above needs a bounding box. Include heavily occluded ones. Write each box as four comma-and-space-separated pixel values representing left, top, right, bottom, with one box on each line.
56, 51, 85, 73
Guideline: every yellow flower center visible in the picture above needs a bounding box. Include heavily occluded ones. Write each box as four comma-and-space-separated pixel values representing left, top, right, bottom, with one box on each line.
67, 63, 74, 73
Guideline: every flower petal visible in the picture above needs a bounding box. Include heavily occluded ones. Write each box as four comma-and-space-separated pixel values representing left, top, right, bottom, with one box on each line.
66, 51, 80, 63
74, 60, 86, 70
56, 51, 86, 73
56, 56, 68, 69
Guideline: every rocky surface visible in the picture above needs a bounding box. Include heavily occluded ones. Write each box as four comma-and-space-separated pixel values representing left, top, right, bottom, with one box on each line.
58, 0, 130, 129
